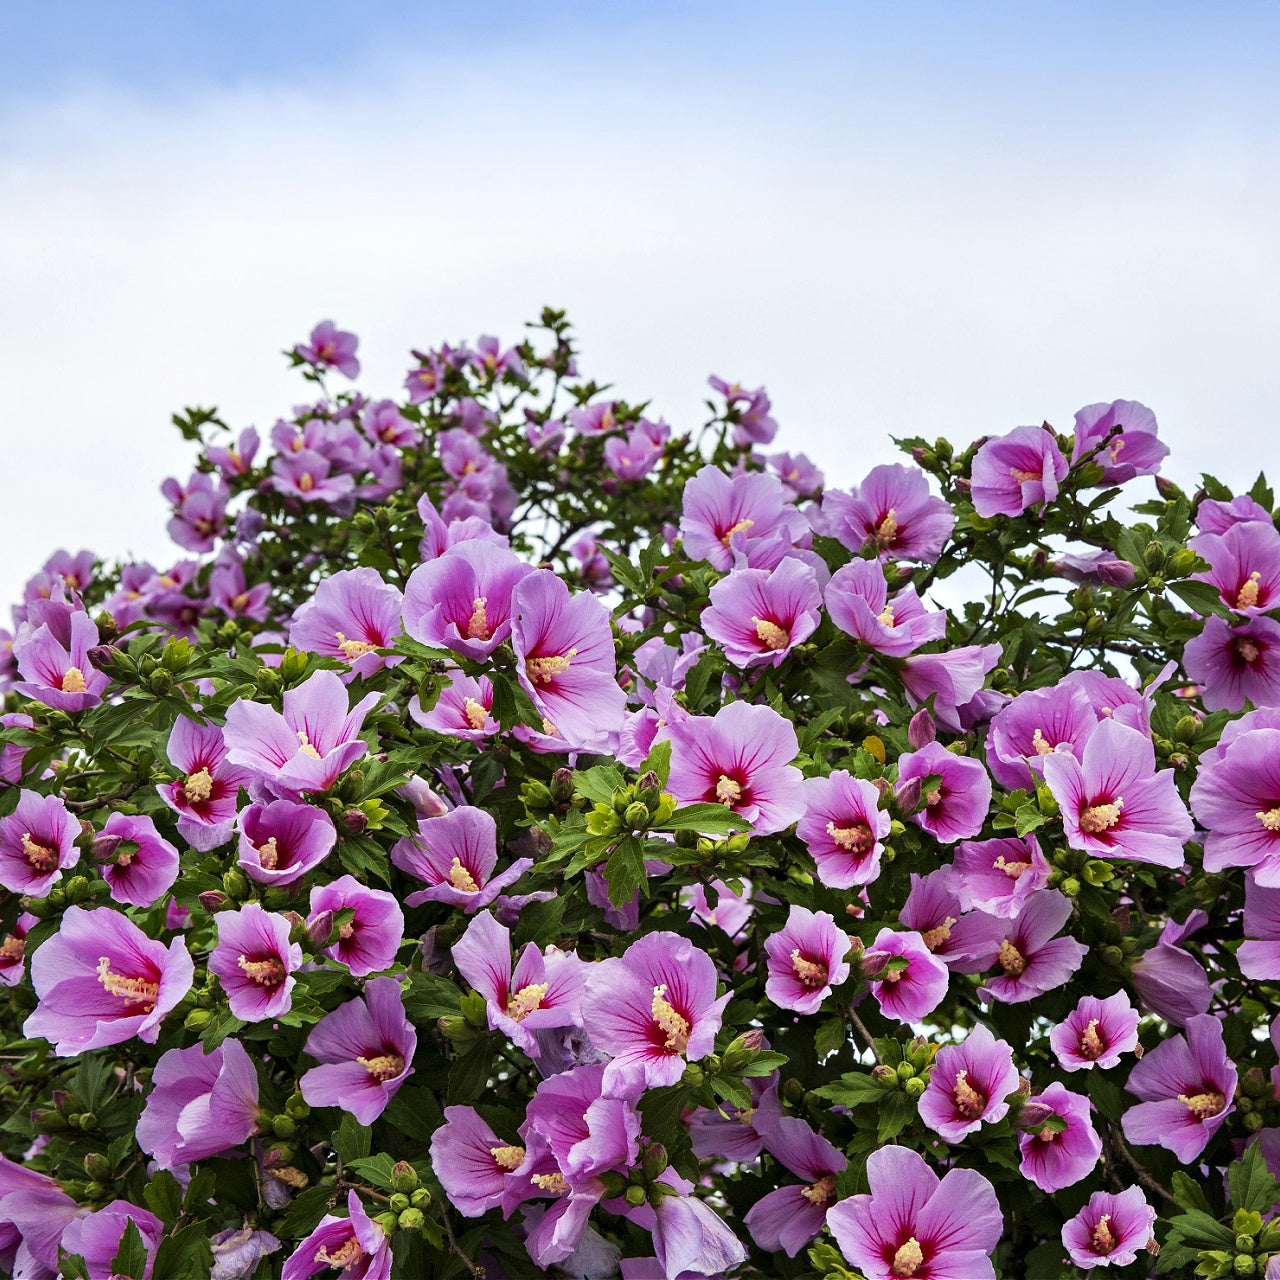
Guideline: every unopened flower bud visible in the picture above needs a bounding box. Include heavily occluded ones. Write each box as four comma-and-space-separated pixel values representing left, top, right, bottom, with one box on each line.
907, 707, 936, 749
895, 777, 923, 814
871, 1065, 898, 1089
1241, 1067, 1269, 1097
374, 1211, 399, 1236
389, 1193, 410, 1215
903, 1076, 926, 1098
83, 1152, 111, 1180
625, 1185, 648, 1208
410, 1188, 431, 1208
306, 910, 335, 948
680, 1062, 705, 1087
340, 808, 368, 836
522, 781, 554, 811
1017, 1100, 1056, 1129
859, 949, 889, 979
272, 1116, 297, 1140
398, 1208, 424, 1233
643, 1142, 668, 1180
392, 1162, 419, 1193
197, 890, 228, 914
550, 768, 575, 803
1100, 944, 1124, 967
222, 868, 251, 901
623, 801, 651, 830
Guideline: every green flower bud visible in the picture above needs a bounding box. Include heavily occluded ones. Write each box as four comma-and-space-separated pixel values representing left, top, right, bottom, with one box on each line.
222, 868, 251, 901
1234, 1255, 1256, 1277
1100, 945, 1124, 967
903, 1076, 926, 1098
397, 1208, 425, 1233
896, 1062, 915, 1081
392, 1162, 419, 1193
522, 781, 554, 811
1236, 1237, 1257, 1254
625, 1185, 649, 1207
1060, 877, 1082, 898
550, 768, 575, 803
410, 1188, 432, 1208
871, 1065, 898, 1090
681, 1062, 705, 1087
1082, 860, 1114, 887
374, 1211, 400, 1236
1173, 715, 1203, 744
1244, 1111, 1265, 1132
83, 1153, 111, 1180
272, 1116, 297, 1140
623, 801, 651, 830
84, 1181, 108, 1201
643, 1143, 668, 1180
389, 1193, 410, 1215
77, 1112, 97, 1131
1144, 541, 1167, 572
286, 1091, 311, 1120
254, 668, 282, 697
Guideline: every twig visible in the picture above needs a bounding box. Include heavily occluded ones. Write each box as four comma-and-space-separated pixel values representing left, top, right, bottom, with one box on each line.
847, 1006, 882, 1064
440, 1202, 485, 1277
1107, 1121, 1179, 1208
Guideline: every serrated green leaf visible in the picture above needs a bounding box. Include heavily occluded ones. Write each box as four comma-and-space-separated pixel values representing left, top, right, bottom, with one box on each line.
740, 1050, 789, 1078
814, 1016, 847, 1060
875, 1090, 914, 1142
1228, 1142, 1280, 1215
346, 1153, 398, 1190
143, 1168, 184, 1224
335, 1111, 372, 1164
603, 835, 647, 908
658, 802, 753, 835
110, 1220, 148, 1280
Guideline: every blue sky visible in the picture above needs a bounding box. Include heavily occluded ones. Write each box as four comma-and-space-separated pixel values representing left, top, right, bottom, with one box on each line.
2, 2, 1279, 605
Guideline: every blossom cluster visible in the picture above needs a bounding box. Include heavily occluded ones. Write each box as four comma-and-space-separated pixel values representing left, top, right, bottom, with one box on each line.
1, 312, 1279, 1279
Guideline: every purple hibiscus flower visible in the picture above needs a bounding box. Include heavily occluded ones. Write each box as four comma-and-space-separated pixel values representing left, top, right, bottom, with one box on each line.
1184, 615, 1280, 712
817, 462, 956, 563
453, 909, 586, 1058
95, 811, 180, 908
208, 904, 301, 1022
223, 668, 379, 797
409, 671, 498, 740
1191, 519, 1280, 615
1240, 878, 1280, 979
300, 978, 416, 1125
975, 890, 1088, 1004
667, 700, 805, 836
950, 835, 1051, 919
1050, 992, 1140, 1072
512, 569, 627, 747
12, 606, 109, 711
1043, 717, 1192, 867
235, 799, 336, 886
864, 927, 950, 1023
971, 423, 1069, 517
763, 906, 852, 1015
136, 1037, 260, 1170
827, 1145, 1002, 1280
0, 788, 79, 896
1062, 1187, 1157, 1270
897, 742, 991, 843
156, 715, 252, 851
281, 1190, 391, 1280
24, 906, 193, 1055
824, 558, 946, 657
581, 931, 731, 1096
743, 1113, 847, 1257
307, 875, 404, 976
797, 770, 891, 888
985, 680, 1100, 792
899, 643, 1002, 733
61, 1201, 165, 1280
1130, 910, 1213, 1026
899, 869, 1006, 973
402, 540, 533, 660
918, 1022, 1021, 1144
702, 559, 822, 668
390, 805, 533, 911
295, 320, 360, 379
1071, 399, 1168, 484
523, 1063, 641, 1183
1191, 728, 1280, 883
679, 465, 809, 572
288, 567, 404, 681
1121, 1014, 1236, 1161
1017, 1081, 1102, 1192
430, 1105, 530, 1216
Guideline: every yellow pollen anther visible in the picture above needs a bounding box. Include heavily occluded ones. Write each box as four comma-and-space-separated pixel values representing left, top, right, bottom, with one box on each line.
96, 956, 159, 1010
315, 1235, 364, 1268
827, 819, 873, 854
525, 650, 576, 684
1079, 798, 1123, 834
256, 837, 280, 870
1237, 571, 1263, 610
465, 596, 490, 640
925, 788, 942, 807
953, 1069, 986, 1118
715, 775, 743, 806
891, 1236, 925, 1277
1009, 466, 1041, 483
993, 854, 1031, 879
921, 917, 956, 951
801, 1174, 837, 1205
875, 510, 899, 547
1031, 728, 1055, 756
1091, 1214, 1116, 1254
1177, 1090, 1225, 1119
463, 697, 489, 730
1257, 807, 1280, 832
791, 949, 829, 988
541, 718, 559, 737
356, 1052, 404, 1081
448, 858, 480, 893
295, 730, 322, 760
237, 954, 285, 986
506, 983, 549, 1022
183, 767, 214, 803
531, 1172, 569, 1195
877, 604, 896, 627
335, 631, 378, 660
21, 833, 57, 872
298, 472, 314, 492
1036, 1123, 1059, 1143
720, 517, 755, 547
61, 667, 87, 693
490, 1144, 525, 1171
1080, 1019, 1106, 1059
753, 616, 790, 650
651, 984, 691, 1053
998, 938, 1026, 976
0, 934, 23, 962
1238, 638, 1262, 663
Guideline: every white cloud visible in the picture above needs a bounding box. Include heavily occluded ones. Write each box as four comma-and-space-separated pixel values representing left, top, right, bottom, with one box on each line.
2, 42, 1278, 610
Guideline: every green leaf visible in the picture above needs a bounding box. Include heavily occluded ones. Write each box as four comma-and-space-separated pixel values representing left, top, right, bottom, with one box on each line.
111, 1220, 149, 1280
603, 835, 648, 908
278, 1184, 339, 1241
1168, 579, 1231, 619
1166, 1209, 1235, 1249
640, 736, 672, 786
813, 1073, 888, 1108
59, 1254, 91, 1280
814, 1016, 847, 1060
876, 1090, 915, 1143
739, 1050, 789, 1078
1014, 802, 1046, 837
346, 1153, 399, 1190
448, 1040, 494, 1105
1171, 1169, 1213, 1215
573, 764, 627, 806
658, 802, 753, 835
142, 1168, 184, 1224
335, 1111, 372, 1164
151, 1223, 215, 1280
1228, 1142, 1280, 1215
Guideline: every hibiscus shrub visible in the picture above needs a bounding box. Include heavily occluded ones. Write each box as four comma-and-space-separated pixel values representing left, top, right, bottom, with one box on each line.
4, 311, 1280, 1280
